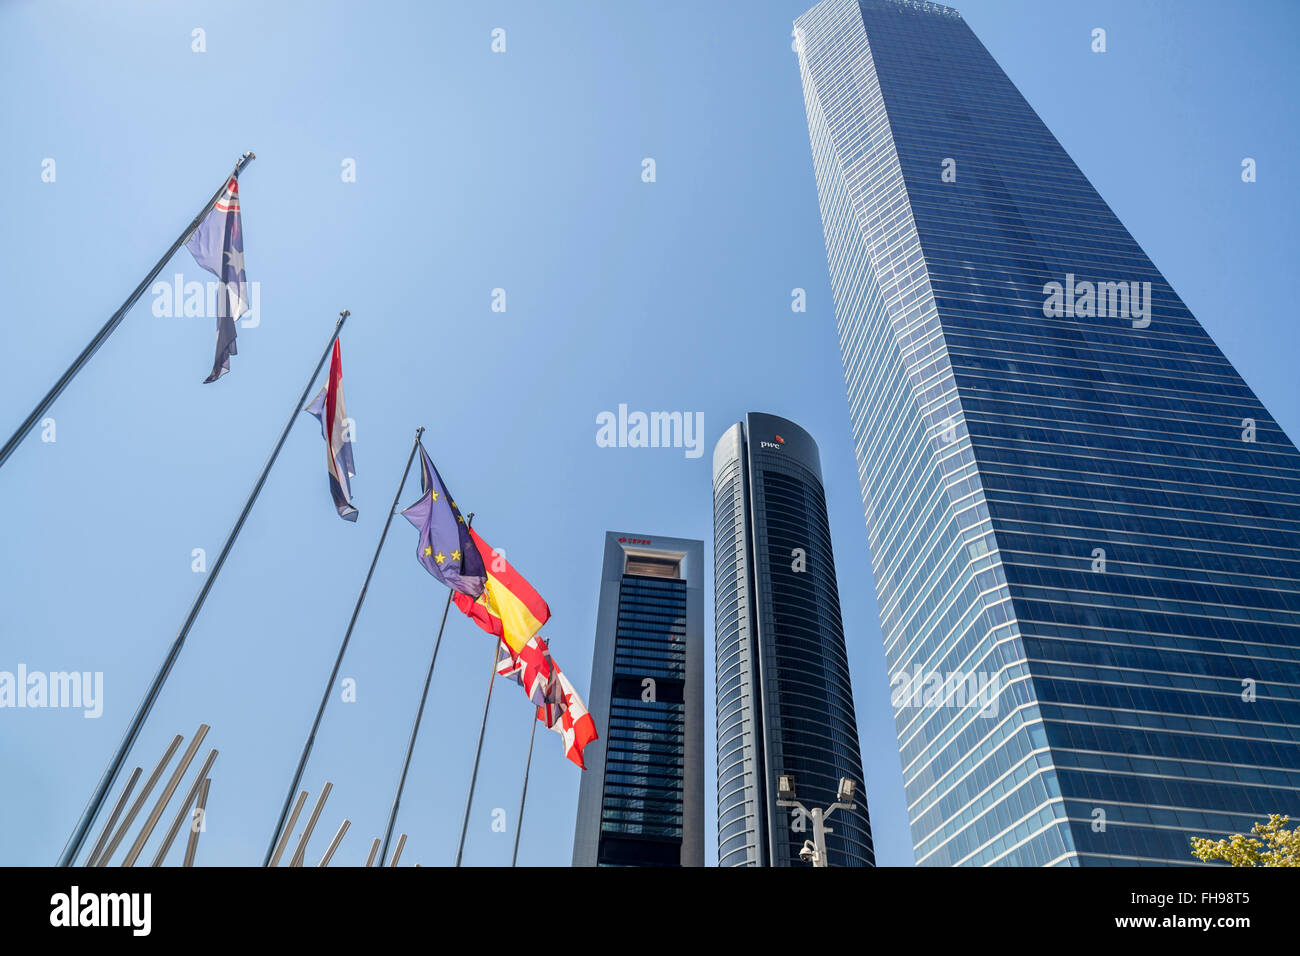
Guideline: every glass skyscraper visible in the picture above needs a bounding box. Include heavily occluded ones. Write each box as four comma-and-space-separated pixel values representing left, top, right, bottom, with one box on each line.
713, 413, 875, 866
796, 0, 1300, 865
572, 533, 705, 866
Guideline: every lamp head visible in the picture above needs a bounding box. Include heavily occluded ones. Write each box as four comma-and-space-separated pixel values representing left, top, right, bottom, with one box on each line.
778, 774, 797, 801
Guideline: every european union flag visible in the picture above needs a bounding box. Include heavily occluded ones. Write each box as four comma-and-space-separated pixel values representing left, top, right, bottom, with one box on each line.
185, 175, 248, 383
400, 446, 486, 598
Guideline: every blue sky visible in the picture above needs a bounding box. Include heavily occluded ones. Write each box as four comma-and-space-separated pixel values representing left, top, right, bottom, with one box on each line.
1, 0, 1297, 867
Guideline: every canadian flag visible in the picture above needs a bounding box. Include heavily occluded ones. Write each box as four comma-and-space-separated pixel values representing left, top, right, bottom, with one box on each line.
538, 668, 598, 770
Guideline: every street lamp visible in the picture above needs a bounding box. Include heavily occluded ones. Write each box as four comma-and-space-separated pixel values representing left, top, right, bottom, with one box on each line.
775, 774, 859, 868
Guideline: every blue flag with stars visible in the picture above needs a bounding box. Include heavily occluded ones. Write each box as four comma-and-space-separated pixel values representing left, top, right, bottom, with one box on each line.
185, 174, 248, 383
400, 445, 486, 598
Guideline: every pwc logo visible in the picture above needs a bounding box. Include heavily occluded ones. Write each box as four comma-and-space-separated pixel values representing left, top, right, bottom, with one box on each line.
759, 434, 785, 451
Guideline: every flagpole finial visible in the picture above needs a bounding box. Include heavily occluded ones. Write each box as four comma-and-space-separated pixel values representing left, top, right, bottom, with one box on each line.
416, 426, 425, 437
235, 152, 256, 177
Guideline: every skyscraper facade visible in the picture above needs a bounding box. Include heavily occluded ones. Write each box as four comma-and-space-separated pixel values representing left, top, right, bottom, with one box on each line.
572, 533, 705, 866
796, 0, 1300, 865
713, 412, 875, 866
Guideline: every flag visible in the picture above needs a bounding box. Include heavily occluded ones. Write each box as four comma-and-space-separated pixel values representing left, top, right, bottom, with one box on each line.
452, 527, 550, 654
185, 175, 248, 383
501, 639, 598, 768
537, 667, 597, 770
496, 635, 554, 707
303, 339, 357, 521
400, 447, 486, 598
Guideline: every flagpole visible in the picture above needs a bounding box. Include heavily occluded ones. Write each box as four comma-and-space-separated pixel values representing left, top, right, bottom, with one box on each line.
0, 152, 256, 472
56, 309, 350, 867
455, 637, 503, 867
510, 628, 552, 868
378, 510, 474, 866
261, 425, 425, 867
510, 712, 539, 867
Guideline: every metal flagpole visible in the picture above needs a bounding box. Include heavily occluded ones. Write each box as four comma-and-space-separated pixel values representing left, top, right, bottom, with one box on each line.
510, 712, 539, 867
262, 426, 426, 866
56, 310, 350, 867
455, 637, 503, 867
378, 510, 474, 866
511, 628, 556, 866
0, 152, 256, 471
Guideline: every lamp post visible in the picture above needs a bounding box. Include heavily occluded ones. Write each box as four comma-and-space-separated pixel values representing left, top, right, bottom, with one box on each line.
775, 774, 858, 868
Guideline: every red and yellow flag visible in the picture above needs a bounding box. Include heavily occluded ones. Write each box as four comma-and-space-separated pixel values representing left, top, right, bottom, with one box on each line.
452, 527, 550, 654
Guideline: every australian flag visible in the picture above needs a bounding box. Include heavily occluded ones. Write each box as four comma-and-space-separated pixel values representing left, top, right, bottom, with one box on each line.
400, 446, 486, 598
185, 175, 248, 383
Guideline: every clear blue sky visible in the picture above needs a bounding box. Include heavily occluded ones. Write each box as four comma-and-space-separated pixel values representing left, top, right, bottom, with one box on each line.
1, 0, 1296, 867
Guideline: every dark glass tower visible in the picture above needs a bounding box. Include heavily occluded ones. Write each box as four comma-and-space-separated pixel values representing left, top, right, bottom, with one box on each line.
797, 0, 1300, 865
713, 413, 875, 866
572, 533, 705, 866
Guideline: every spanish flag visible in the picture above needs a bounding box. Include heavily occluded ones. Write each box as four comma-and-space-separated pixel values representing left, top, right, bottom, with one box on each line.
452, 527, 550, 654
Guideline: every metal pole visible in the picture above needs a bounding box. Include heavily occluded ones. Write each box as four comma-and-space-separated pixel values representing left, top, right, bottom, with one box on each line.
0, 152, 255, 471
455, 638, 503, 867
510, 713, 539, 867
288, 782, 333, 868
378, 588, 453, 865
122, 723, 210, 866
57, 310, 350, 867
182, 778, 211, 868
388, 833, 407, 867
92, 734, 183, 867
262, 426, 425, 866
810, 807, 828, 868
318, 819, 350, 867
84, 766, 141, 868
364, 838, 380, 867
378, 513, 473, 866
510, 627, 552, 867
268, 791, 308, 867
150, 748, 219, 867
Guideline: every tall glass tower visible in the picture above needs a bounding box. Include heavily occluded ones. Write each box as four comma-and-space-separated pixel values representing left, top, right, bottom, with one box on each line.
572, 533, 705, 867
796, 0, 1300, 865
713, 413, 875, 866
